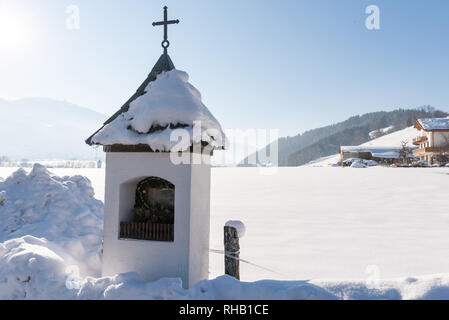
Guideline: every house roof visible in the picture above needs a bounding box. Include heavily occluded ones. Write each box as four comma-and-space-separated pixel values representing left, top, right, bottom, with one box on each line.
415, 118, 449, 131
85, 53, 226, 152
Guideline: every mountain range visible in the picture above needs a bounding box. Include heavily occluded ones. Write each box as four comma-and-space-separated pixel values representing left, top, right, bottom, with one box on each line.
0, 98, 107, 160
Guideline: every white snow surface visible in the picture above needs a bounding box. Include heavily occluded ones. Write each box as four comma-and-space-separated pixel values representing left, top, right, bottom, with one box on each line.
1, 165, 449, 299
225, 220, 246, 238
91, 69, 226, 151
359, 126, 420, 148
369, 125, 395, 139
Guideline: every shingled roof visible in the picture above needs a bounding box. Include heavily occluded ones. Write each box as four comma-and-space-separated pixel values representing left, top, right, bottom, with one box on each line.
85, 53, 175, 146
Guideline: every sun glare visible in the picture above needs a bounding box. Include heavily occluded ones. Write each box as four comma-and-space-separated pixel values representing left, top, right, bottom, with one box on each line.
0, 6, 30, 50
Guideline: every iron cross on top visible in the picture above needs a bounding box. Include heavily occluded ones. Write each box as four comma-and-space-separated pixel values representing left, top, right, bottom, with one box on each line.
152, 6, 180, 53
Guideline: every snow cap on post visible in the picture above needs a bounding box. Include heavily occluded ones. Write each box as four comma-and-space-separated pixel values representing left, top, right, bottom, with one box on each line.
225, 220, 246, 238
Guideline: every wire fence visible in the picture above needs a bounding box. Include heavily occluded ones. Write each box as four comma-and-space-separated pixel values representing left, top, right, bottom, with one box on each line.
209, 248, 294, 279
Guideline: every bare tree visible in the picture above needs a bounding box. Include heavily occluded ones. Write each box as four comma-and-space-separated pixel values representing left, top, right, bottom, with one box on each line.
398, 141, 412, 165
435, 134, 449, 164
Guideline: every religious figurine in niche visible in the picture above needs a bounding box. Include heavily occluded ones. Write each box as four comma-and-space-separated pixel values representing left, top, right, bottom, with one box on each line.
133, 177, 175, 224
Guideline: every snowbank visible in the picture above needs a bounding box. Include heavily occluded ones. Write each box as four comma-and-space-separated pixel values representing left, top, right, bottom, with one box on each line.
0, 233, 334, 300
0, 231, 333, 300
91, 69, 226, 151
342, 158, 377, 168
350, 161, 367, 168
0, 164, 103, 276
0, 236, 75, 299
316, 274, 449, 300
3, 235, 449, 300
78, 273, 333, 300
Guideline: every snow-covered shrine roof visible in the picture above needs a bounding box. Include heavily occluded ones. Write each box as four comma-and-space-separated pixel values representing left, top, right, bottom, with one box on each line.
85, 53, 226, 152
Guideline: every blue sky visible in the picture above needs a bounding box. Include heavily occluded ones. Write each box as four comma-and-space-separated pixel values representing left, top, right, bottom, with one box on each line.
0, 0, 448, 137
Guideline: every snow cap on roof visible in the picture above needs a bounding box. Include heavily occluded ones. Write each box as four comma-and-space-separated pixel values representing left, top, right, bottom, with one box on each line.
416, 118, 449, 131
86, 55, 226, 152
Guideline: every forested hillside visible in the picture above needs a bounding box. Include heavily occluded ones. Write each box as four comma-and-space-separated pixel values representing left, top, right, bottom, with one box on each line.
240, 107, 447, 166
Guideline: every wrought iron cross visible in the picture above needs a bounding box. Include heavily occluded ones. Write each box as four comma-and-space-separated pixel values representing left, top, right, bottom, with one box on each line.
152, 6, 180, 54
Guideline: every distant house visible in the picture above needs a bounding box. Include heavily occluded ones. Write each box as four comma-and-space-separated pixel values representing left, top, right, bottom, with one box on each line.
413, 118, 449, 162
339, 146, 409, 163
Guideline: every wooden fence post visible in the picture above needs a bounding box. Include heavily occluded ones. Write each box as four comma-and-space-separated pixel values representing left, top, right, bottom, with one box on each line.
224, 226, 240, 280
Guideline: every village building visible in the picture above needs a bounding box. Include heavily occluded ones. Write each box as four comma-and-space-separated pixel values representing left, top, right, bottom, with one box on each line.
339, 146, 410, 164
412, 118, 449, 162
85, 7, 226, 289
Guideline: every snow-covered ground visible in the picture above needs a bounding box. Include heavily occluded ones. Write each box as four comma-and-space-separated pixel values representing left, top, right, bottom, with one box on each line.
210, 166, 449, 282
369, 125, 395, 139
1, 165, 449, 299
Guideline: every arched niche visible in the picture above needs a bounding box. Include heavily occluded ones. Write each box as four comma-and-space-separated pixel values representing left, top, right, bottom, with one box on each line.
119, 176, 175, 242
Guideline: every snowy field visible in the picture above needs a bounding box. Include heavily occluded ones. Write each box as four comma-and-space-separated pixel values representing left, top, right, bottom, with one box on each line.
1, 165, 448, 286
212, 167, 449, 282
